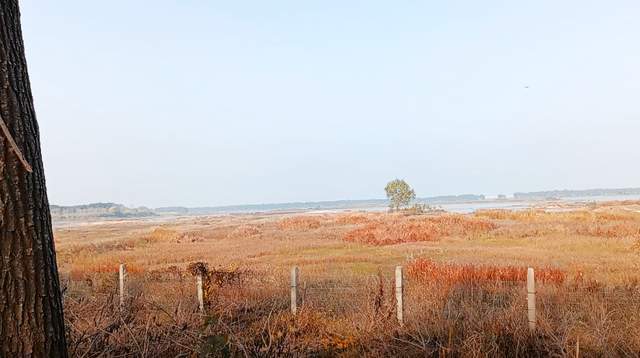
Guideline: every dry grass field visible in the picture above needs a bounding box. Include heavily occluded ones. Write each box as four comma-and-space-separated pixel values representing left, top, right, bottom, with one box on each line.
56, 201, 640, 356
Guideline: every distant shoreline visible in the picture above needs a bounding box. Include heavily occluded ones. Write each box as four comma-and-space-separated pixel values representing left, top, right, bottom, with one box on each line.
51, 189, 640, 228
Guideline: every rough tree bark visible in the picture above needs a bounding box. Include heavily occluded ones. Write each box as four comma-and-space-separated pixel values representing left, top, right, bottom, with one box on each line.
0, 1, 68, 357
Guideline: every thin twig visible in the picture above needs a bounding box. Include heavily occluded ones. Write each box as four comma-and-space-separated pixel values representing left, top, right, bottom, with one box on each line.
0, 113, 32, 172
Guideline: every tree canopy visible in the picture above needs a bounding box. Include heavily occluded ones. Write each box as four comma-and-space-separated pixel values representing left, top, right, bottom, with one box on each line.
385, 179, 416, 211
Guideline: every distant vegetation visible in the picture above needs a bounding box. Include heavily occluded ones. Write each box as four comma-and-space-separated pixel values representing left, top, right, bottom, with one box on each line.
155, 194, 487, 215
385, 179, 416, 211
50, 187, 640, 222
419, 194, 485, 202
51, 195, 489, 222
50, 203, 155, 220
514, 187, 640, 199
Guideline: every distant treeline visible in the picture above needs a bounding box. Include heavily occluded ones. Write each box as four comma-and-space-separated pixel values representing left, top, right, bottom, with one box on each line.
50, 202, 156, 219
155, 194, 487, 215
419, 194, 485, 204
513, 188, 640, 200
55, 197, 492, 221
52, 188, 640, 220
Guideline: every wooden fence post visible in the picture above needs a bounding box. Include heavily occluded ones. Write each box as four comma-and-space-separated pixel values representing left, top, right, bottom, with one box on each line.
196, 273, 204, 313
291, 267, 299, 315
527, 267, 536, 330
395, 266, 404, 326
119, 263, 126, 309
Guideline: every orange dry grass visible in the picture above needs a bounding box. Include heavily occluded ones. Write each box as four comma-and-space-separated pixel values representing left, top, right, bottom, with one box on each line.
344, 215, 497, 245
407, 258, 566, 285
69, 262, 145, 280
277, 216, 323, 230
141, 227, 178, 243
475, 209, 546, 221
63, 264, 640, 356
477, 209, 640, 240
477, 209, 640, 223
574, 223, 640, 239
226, 224, 263, 238
56, 203, 640, 356
334, 213, 371, 225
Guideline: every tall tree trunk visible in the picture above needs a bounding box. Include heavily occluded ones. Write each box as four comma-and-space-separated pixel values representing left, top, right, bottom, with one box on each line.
0, 1, 68, 357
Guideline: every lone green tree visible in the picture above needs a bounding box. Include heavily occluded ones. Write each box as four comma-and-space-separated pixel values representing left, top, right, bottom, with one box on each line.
385, 179, 416, 211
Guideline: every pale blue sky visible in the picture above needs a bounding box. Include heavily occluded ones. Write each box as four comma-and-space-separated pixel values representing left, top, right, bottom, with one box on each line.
19, 1, 640, 207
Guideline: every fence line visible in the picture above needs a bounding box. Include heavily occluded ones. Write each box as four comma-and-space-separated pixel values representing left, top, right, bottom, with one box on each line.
196, 273, 204, 313
119, 263, 126, 308
395, 266, 404, 326
291, 266, 299, 315
109, 263, 540, 327
527, 267, 536, 330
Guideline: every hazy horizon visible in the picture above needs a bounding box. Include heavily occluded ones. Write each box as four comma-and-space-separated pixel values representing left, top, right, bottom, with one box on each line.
20, 1, 640, 208
49, 186, 640, 209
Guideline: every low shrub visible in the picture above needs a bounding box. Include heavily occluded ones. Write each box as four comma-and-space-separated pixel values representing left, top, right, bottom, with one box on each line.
277, 216, 322, 230
344, 215, 497, 245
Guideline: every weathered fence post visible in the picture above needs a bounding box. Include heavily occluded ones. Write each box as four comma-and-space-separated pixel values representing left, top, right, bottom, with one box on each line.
196, 273, 204, 313
527, 267, 536, 330
291, 266, 299, 315
395, 266, 404, 326
119, 263, 126, 308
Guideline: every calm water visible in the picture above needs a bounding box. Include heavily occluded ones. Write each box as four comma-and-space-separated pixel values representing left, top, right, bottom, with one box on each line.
350, 194, 640, 214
